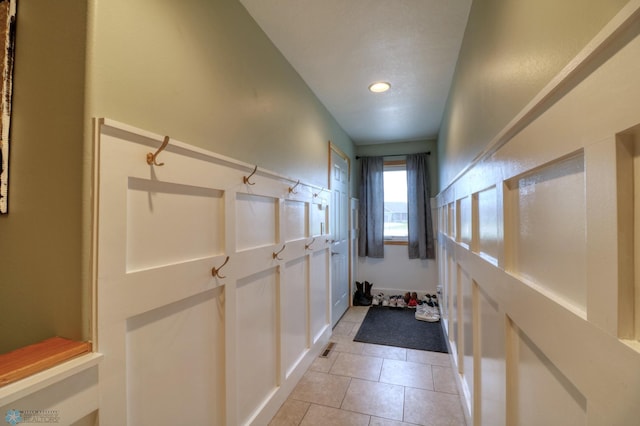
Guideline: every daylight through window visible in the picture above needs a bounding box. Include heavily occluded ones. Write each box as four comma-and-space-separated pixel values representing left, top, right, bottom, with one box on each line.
383, 161, 408, 242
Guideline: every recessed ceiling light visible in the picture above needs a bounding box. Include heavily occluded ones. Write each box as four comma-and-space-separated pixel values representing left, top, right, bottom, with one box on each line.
368, 81, 391, 93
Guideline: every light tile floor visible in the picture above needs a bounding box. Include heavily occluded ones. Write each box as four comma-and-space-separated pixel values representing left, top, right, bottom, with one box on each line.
269, 306, 467, 426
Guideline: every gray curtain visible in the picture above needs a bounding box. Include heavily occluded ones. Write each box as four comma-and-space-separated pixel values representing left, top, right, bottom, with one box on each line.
358, 156, 384, 258
407, 153, 435, 259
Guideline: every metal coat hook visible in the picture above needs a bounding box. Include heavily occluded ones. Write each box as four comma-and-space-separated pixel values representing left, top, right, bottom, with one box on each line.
305, 238, 316, 250
288, 180, 301, 194
211, 256, 230, 279
313, 187, 326, 198
146, 136, 170, 166
243, 165, 258, 185
273, 245, 286, 260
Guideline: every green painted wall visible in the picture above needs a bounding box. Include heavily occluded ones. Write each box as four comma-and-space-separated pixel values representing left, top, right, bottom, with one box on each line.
438, 0, 629, 192
0, 0, 354, 354
0, 0, 88, 353
87, 0, 354, 189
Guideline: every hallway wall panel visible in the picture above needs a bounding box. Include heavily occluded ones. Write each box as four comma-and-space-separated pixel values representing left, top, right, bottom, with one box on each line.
95, 119, 332, 425
236, 269, 279, 425
126, 289, 224, 425
310, 250, 330, 344
504, 153, 587, 314
437, 6, 640, 424
282, 257, 309, 378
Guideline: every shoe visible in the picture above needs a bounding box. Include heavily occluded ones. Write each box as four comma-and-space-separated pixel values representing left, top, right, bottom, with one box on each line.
364, 281, 374, 302
382, 296, 389, 307
415, 309, 440, 322
426, 293, 435, 306
416, 297, 440, 321
431, 295, 440, 318
396, 295, 406, 308
354, 282, 364, 305
408, 292, 418, 308
415, 294, 440, 321
360, 291, 372, 306
372, 292, 384, 306
389, 295, 397, 307
353, 282, 372, 306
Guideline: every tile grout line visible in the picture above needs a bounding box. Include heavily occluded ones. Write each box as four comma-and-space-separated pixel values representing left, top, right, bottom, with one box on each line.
296, 401, 312, 426
376, 357, 384, 383
431, 363, 436, 393
401, 384, 407, 424
338, 376, 352, 410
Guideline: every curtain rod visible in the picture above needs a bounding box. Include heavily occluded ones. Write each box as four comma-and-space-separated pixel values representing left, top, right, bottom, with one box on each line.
355, 151, 430, 160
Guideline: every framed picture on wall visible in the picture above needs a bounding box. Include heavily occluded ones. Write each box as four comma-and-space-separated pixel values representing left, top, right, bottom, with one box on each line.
0, 0, 16, 214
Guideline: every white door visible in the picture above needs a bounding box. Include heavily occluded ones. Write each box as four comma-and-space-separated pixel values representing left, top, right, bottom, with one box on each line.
330, 145, 350, 327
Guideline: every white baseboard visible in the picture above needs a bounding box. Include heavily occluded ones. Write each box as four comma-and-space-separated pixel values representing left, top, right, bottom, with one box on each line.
366, 287, 439, 300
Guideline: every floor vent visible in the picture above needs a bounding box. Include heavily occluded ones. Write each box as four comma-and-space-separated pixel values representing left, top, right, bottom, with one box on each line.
320, 342, 335, 358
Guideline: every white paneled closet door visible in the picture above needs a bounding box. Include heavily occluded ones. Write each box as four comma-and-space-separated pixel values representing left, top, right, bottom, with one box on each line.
329, 144, 350, 327
95, 119, 332, 425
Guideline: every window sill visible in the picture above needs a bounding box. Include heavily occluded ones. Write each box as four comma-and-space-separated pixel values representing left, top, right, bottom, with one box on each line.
0, 337, 92, 389
384, 240, 408, 246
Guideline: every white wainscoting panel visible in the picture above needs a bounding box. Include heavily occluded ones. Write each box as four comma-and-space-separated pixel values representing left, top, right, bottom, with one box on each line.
309, 250, 329, 344
616, 124, 640, 342
282, 257, 309, 378
126, 289, 224, 425
448, 202, 455, 237
451, 264, 462, 364
95, 119, 332, 425
283, 199, 308, 242
436, 5, 640, 424
458, 196, 472, 247
511, 324, 587, 426
235, 269, 279, 425
126, 178, 225, 272
460, 267, 473, 405
446, 252, 454, 323
476, 186, 499, 264
477, 284, 505, 426
236, 193, 278, 252
310, 201, 327, 237
505, 153, 587, 315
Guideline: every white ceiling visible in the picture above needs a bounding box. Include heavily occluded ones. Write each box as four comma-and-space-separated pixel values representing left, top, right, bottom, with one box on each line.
239, 0, 472, 145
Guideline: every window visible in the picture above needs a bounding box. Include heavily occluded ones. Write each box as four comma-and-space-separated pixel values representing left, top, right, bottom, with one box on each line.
383, 160, 408, 243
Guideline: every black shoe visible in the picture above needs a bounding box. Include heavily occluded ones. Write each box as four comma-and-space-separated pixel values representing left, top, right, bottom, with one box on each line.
364, 281, 374, 301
